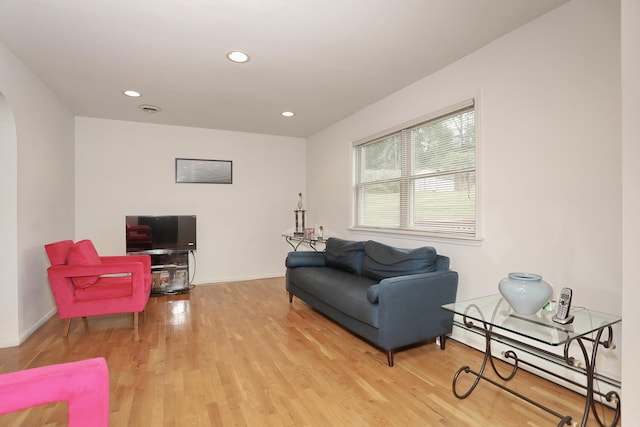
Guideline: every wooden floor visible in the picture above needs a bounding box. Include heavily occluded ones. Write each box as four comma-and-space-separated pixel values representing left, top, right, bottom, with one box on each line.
0, 277, 617, 426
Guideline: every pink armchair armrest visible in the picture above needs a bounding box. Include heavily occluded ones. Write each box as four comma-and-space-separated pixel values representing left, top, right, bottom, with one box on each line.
48, 261, 146, 279
0, 357, 109, 427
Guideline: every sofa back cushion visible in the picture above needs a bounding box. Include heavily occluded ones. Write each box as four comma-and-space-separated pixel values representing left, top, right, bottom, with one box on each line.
362, 240, 437, 281
324, 238, 366, 275
66, 240, 102, 288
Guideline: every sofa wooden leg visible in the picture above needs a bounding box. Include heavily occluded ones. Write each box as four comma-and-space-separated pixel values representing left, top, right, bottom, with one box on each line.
439, 334, 446, 350
63, 319, 72, 338
133, 312, 139, 330
288, 292, 293, 303
386, 350, 394, 367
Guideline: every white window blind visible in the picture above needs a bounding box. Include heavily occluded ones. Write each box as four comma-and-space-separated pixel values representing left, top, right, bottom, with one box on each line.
353, 101, 477, 238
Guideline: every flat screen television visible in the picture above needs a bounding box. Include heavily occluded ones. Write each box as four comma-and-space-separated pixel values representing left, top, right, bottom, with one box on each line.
126, 215, 196, 252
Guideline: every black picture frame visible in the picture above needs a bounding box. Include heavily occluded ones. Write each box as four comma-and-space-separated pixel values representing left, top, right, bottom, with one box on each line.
175, 158, 233, 184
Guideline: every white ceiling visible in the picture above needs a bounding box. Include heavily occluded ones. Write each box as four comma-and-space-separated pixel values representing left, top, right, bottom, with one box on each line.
0, 0, 568, 138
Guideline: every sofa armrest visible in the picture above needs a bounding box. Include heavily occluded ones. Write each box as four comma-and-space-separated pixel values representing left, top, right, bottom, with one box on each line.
375, 270, 459, 349
285, 251, 326, 268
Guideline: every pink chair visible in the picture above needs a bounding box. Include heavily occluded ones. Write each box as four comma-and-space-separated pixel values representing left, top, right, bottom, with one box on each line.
0, 357, 109, 426
45, 239, 152, 336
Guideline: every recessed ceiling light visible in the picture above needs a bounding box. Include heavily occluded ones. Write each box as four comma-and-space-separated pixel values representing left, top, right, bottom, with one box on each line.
281, 111, 295, 117
226, 51, 250, 63
123, 90, 141, 97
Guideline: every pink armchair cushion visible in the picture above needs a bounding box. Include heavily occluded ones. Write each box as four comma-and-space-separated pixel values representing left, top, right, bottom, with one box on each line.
44, 240, 74, 266
66, 240, 101, 288
74, 276, 134, 301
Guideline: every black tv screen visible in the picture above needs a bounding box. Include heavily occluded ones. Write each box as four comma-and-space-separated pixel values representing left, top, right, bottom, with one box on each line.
126, 215, 196, 252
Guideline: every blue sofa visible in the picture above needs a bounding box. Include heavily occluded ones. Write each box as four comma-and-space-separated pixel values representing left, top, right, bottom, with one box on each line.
285, 238, 458, 366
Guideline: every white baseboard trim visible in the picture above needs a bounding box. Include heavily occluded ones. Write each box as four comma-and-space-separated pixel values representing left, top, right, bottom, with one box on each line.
19, 308, 58, 344
0, 308, 57, 349
0, 337, 20, 348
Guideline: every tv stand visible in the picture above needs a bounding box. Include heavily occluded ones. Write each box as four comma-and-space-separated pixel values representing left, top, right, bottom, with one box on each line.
129, 249, 191, 295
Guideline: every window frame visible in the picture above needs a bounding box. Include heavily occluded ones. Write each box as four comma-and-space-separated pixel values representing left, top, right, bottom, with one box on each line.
351, 99, 480, 241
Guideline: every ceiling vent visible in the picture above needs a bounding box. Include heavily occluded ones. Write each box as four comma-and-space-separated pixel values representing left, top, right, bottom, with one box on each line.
139, 104, 161, 114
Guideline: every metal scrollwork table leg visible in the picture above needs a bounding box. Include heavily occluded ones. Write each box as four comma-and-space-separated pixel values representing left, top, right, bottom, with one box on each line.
451, 303, 620, 427
568, 326, 621, 427
284, 236, 303, 251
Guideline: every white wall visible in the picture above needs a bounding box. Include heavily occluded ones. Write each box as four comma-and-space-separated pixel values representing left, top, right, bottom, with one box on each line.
0, 91, 18, 347
75, 117, 306, 283
308, 0, 622, 381
621, 0, 640, 418
0, 42, 75, 347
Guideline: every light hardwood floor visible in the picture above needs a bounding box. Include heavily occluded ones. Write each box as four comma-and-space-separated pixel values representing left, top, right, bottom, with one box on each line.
0, 277, 617, 426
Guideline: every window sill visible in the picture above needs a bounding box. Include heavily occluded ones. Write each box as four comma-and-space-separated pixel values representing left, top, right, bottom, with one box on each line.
347, 227, 484, 247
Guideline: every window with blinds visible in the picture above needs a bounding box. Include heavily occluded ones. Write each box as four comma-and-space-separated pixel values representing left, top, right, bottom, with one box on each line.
353, 101, 477, 238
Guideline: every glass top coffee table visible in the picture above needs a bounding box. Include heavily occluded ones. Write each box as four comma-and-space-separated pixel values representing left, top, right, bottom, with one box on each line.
442, 294, 621, 427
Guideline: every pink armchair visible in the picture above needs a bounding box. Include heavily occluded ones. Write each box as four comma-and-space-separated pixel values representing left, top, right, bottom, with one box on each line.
45, 239, 152, 336
0, 357, 109, 426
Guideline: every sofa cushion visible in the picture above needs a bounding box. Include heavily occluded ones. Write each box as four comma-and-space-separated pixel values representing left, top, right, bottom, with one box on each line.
362, 241, 437, 281
324, 238, 365, 275
66, 240, 101, 288
366, 284, 381, 303
287, 266, 379, 327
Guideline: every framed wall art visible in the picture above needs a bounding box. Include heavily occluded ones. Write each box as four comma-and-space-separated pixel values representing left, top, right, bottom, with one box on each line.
175, 158, 233, 184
